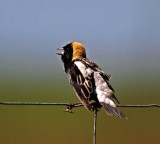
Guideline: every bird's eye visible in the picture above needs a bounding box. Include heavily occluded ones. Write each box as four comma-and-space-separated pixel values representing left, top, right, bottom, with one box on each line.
63, 44, 71, 52
66, 47, 69, 51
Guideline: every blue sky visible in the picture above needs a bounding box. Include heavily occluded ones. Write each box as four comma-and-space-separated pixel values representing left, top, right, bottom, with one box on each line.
0, 0, 160, 78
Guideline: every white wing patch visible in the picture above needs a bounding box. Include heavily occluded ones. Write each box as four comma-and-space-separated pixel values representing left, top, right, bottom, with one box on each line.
74, 61, 93, 78
94, 72, 116, 107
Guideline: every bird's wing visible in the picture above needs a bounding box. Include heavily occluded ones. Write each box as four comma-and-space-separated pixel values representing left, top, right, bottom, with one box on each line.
72, 58, 126, 118
80, 58, 120, 104
80, 58, 111, 80
68, 60, 94, 111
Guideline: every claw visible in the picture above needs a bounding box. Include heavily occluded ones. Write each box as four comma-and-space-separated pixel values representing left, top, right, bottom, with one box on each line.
64, 104, 74, 113
64, 102, 82, 113
64, 103, 75, 113
64, 108, 73, 113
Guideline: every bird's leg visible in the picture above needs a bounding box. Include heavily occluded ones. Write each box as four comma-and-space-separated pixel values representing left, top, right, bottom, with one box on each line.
64, 102, 82, 113
91, 102, 102, 112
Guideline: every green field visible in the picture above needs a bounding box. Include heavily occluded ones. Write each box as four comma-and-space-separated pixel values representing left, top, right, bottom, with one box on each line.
0, 58, 160, 144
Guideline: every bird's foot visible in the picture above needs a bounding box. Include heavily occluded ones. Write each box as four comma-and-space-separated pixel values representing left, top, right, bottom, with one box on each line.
64, 102, 82, 113
91, 102, 101, 112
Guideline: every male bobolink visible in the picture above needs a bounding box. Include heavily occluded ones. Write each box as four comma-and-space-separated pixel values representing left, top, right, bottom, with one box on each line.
57, 42, 127, 119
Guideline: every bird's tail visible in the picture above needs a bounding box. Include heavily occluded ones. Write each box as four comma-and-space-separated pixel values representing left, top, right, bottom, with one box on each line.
100, 98, 128, 119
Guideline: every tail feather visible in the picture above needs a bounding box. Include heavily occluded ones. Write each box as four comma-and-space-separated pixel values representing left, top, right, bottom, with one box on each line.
101, 102, 128, 119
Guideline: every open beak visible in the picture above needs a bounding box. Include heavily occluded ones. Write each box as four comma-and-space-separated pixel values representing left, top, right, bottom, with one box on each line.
56, 48, 64, 55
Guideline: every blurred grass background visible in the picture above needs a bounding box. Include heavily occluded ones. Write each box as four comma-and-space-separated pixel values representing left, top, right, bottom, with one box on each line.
0, 0, 160, 144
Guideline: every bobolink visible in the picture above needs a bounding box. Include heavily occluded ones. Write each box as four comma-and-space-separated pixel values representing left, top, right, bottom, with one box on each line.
57, 42, 127, 119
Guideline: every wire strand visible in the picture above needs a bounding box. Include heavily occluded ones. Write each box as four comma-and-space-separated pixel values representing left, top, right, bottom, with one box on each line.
0, 101, 160, 108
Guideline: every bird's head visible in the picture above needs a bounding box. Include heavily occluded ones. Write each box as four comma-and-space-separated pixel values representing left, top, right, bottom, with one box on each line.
56, 42, 86, 63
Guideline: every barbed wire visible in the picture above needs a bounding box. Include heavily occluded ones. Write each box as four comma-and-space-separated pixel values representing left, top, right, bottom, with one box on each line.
0, 101, 160, 107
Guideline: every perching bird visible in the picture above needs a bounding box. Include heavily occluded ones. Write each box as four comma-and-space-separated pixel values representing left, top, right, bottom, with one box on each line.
56, 42, 127, 119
